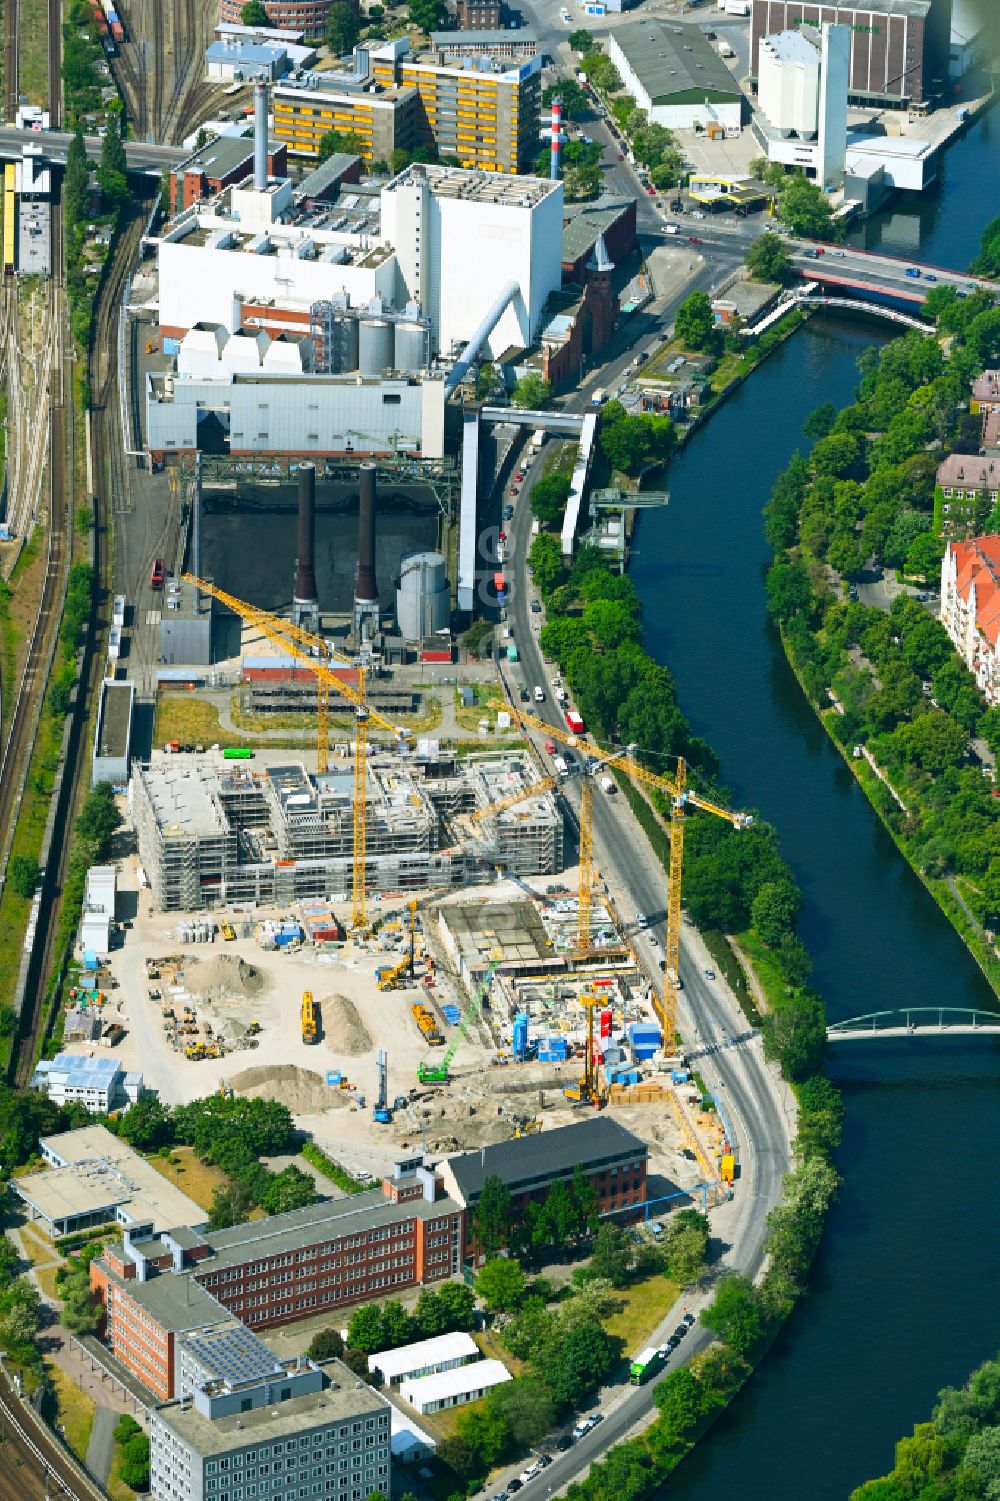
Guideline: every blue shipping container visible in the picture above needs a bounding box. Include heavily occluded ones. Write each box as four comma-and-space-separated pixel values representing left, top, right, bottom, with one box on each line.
162, 336, 181, 355
512, 1013, 529, 1060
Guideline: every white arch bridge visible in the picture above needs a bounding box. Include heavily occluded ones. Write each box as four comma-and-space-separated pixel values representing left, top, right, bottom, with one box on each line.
827, 1007, 1000, 1041
795, 294, 932, 331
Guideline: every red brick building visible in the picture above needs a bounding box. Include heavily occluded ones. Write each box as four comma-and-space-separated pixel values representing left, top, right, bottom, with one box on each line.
217, 0, 353, 34
170, 134, 288, 217
438, 1117, 648, 1262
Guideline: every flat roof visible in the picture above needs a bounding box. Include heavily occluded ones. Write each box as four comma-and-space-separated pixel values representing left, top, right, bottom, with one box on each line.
97, 680, 134, 759
297, 153, 361, 196
846, 132, 935, 159
34, 1054, 121, 1087
205, 40, 287, 65
440, 900, 551, 965
199, 1188, 461, 1272
183, 1323, 284, 1385
100, 1258, 226, 1330
430, 28, 537, 45
17, 1124, 206, 1231
137, 761, 230, 841
368, 1332, 478, 1381
611, 19, 742, 103
156, 1361, 388, 1454
401, 1358, 510, 1403
443, 1117, 646, 1203
760, 29, 820, 64
386, 162, 559, 208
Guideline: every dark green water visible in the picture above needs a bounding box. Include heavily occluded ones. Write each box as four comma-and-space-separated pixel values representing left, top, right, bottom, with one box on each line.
636, 109, 1000, 1500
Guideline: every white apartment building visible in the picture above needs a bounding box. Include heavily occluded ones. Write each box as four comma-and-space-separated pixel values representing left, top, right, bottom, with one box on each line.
150, 1355, 391, 1501
940, 536, 1000, 705
30, 1054, 144, 1113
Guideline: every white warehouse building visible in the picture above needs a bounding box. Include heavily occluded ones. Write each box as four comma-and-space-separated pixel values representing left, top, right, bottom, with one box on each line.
368, 1332, 480, 1389
399, 1358, 511, 1415
605, 20, 744, 130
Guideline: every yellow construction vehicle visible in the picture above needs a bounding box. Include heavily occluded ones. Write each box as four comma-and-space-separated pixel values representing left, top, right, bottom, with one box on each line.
411, 1002, 444, 1045
563, 992, 605, 1108
514, 1120, 542, 1137
302, 991, 318, 1045
220, 920, 236, 941
182, 574, 411, 933
378, 957, 411, 991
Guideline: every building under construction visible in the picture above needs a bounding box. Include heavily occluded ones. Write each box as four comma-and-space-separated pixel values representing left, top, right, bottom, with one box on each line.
132, 750, 563, 911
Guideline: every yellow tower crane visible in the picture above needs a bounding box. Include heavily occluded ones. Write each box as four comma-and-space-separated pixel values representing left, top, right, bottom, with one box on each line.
182, 574, 411, 932
509, 707, 751, 1042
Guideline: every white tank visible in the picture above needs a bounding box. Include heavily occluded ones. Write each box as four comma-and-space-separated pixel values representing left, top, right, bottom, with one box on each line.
396, 550, 450, 641
359, 318, 395, 376
393, 321, 427, 373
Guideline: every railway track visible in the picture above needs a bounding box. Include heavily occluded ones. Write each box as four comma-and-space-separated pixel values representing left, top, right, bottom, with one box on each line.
114, 0, 215, 145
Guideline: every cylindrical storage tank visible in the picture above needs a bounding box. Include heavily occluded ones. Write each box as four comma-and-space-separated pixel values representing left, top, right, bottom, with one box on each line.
396, 551, 450, 642
336, 316, 359, 372
393, 321, 427, 374
358, 318, 394, 376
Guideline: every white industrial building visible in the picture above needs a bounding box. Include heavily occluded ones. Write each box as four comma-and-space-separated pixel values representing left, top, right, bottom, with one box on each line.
146, 369, 446, 461
605, 20, 744, 130
399, 1358, 511, 1414
80, 864, 116, 958
369, 1332, 480, 1388
756, 24, 849, 190
30, 1054, 144, 1113
380, 164, 563, 363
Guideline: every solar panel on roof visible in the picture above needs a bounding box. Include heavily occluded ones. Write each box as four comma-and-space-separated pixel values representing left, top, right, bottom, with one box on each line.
187, 1324, 280, 1384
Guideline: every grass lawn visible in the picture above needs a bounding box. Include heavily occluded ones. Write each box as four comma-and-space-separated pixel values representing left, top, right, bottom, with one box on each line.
701, 929, 761, 1028
17, 0, 50, 104
19, 1221, 64, 1298
604, 1273, 679, 1353
106, 1447, 136, 1501
735, 928, 790, 1016
154, 695, 240, 748
146, 1147, 228, 1212
47, 1364, 96, 1463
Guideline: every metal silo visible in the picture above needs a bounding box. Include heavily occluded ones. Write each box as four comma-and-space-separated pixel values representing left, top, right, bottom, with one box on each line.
396, 551, 450, 641
393, 320, 428, 374
358, 318, 395, 376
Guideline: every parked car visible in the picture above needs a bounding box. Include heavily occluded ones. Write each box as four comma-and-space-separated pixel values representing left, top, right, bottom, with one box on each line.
673, 1325, 689, 1340
504, 503, 514, 520
531, 599, 542, 613
519, 688, 530, 703
682, 1312, 696, 1327
507, 1481, 522, 1493
687, 235, 703, 245
537, 1455, 552, 1469
515, 470, 525, 481
704, 968, 715, 979
555, 1435, 574, 1452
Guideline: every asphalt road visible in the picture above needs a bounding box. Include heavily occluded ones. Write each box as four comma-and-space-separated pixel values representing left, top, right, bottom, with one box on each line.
493, 425, 792, 1499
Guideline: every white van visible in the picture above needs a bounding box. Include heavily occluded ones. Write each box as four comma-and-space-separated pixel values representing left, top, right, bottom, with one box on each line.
534, 686, 545, 702
599, 775, 616, 794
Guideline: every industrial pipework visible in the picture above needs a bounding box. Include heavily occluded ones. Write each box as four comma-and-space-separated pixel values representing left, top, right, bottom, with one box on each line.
292, 463, 319, 631
253, 81, 268, 191
444, 280, 520, 395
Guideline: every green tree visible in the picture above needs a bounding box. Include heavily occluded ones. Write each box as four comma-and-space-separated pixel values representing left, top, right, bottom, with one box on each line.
531, 472, 572, 524
513, 372, 552, 409
118, 1095, 171, 1151
762, 989, 827, 1082
306, 1327, 344, 1360
242, 0, 270, 21
476, 1256, 526, 1312
0, 1006, 15, 1040
319, 128, 366, 161
528, 532, 566, 596
347, 1302, 385, 1354
765, 559, 813, 622
543, 1322, 617, 1408
492, 1376, 555, 1446
325, 1, 360, 53
653, 1366, 702, 1434
408, 0, 445, 30
746, 231, 792, 284
64, 127, 90, 227
76, 783, 122, 859
473, 1173, 512, 1255
61, 1280, 102, 1334
663, 1208, 709, 1286
98, 117, 128, 211
474, 361, 496, 401
701, 1273, 765, 1357
675, 291, 716, 352
803, 401, 838, 440
778, 174, 834, 239
261, 1164, 316, 1215
751, 879, 801, 946
543, 78, 588, 120
436, 1280, 476, 1329
9, 855, 39, 899
892, 710, 967, 775
904, 530, 945, 583
583, 52, 621, 93
588, 1223, 633, 1288
568, 28, 596, 52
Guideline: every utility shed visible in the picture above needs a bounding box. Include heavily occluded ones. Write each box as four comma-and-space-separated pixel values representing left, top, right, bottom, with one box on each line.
369, 1332, 479, 1387
92, 679, 135, 786
606, 19, 744, 129
399, 1358, 511, 1414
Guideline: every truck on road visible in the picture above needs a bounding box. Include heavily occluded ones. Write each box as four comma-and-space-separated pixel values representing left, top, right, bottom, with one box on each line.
630, 1347, 665, 1385
566, 709, 585, 735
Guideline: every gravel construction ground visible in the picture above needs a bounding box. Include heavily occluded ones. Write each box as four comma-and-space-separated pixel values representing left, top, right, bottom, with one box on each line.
100, 855, 692, 1188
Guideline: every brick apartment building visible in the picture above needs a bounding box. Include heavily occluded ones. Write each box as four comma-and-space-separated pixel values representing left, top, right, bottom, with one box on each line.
217, 0, 352, 34
89, 1122, 648, 1399
750, 0, 952, 105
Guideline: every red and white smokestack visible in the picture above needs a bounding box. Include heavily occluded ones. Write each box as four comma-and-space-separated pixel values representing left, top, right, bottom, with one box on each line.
550, 97, 562, 181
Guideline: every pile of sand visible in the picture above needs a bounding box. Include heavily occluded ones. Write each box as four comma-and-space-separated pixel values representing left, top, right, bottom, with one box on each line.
323, 994, 371, 1056
186, 954, 267, 999
230, 1064, 348, 1114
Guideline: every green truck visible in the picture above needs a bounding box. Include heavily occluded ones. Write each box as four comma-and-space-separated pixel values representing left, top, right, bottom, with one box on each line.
629, 1346, 664, 1385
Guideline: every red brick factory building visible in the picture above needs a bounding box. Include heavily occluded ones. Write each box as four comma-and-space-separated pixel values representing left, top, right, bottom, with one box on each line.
751, 0, 953, 106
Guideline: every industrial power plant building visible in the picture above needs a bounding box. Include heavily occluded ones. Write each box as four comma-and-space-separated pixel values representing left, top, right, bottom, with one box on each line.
131, 750, 564, 912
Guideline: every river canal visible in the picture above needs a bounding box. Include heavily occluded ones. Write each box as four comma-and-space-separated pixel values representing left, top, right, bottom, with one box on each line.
635, 102, 1000, 1499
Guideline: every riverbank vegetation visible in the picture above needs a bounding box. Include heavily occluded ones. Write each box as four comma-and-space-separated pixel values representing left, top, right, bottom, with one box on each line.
762, 294, 1000, 990
850, 1350, 1000, 1500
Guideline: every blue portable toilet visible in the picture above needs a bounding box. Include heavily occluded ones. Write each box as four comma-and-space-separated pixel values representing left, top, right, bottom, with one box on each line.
512, 1013, 529, 1061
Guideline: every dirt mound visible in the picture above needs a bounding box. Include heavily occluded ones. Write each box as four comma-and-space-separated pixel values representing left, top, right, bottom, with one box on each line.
323, 994, 371, 1056
230, 1064, 346, 1115
185, 954, 267, 999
